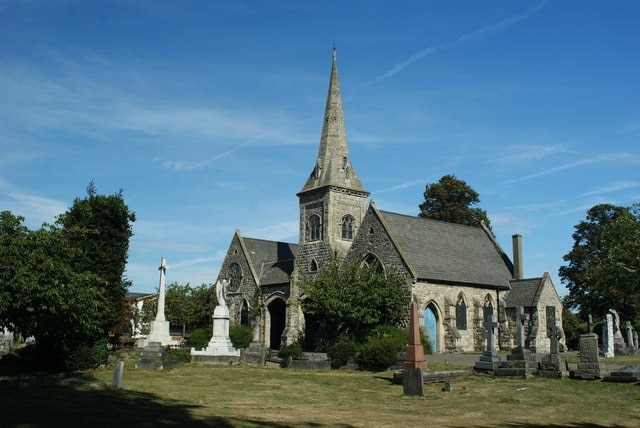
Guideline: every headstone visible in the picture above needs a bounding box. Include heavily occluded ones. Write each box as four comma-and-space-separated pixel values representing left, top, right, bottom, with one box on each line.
403, 301, 427, 370
610, 309, 627, 355
112, 361, 124, 388
402, 367, 424, 396
572, 333, 604, 380
473, 312, 501, 372
539, 325, 569, 378
634, 331, 639, 349
603, 364, 640, 383
495, 307, 536, 378
603, 313, 615, 358
243, 315, 268, 366
191, 279, 241, 364
625, 321, 635, 350
135, 342, 165, 370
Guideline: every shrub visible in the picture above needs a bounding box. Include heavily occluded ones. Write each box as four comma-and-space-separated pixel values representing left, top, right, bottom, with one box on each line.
188, 328, 212, 349
229, 325, 253, 350
355, 336, 399, 371
66, 338, 110, 371
277, 342, 303, 368
163, 347, 192, 368
327, 336, 358, 369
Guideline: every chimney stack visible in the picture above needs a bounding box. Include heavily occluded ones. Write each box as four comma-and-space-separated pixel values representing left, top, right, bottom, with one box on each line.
512, 234, 523, 280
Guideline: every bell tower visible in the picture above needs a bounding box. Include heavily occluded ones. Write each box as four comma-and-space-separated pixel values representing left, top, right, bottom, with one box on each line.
296, 49, 369, 273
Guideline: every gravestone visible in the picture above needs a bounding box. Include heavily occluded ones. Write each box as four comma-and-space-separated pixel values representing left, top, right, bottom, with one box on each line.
403, 301, 427, 370
495, 307, 536, 378
603, 313, 614, 358
191, 279, 241, 364
539, 325, 569, 378
242, 315, 268, 366
572, 333, 604, 380
112, 361, 124, 389
625, 321, 635, 353
473, 312, 501, 372
135, 342, 165, 370
610, 309, 627, 355
402, 368, 424, 396
603, 364, 640, 383
402, 301, 426, 396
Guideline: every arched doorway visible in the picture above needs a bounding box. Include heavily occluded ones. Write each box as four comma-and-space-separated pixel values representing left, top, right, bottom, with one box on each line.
423, 304, 439, 352
267, 298, 286, 350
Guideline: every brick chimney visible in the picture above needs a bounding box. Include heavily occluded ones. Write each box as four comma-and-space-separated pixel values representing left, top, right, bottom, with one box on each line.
512, 234, 523, 280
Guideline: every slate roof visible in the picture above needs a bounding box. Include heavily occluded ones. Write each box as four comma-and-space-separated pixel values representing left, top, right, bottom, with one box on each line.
504, 277, 544, 307
242, 237, 298, 286
377, 209, 513, 290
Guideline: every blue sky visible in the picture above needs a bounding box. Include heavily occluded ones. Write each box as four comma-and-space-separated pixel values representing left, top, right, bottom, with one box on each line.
1, 1, 638, 295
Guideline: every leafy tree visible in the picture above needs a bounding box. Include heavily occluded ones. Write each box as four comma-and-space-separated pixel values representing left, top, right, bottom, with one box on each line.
418, 174, 491, 230
0, 213, 109, 369
141, 282, 217, 334
56, 181, 136, 336
560, 203, 640, 323
298, 257, 410, 342
0, 184, 135, 370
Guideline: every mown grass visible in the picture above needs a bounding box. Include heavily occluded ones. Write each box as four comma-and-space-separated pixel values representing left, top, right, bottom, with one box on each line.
2, 356, 640, 427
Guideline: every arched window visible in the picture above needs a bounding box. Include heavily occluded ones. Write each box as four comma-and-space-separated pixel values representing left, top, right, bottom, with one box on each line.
228, 263, 243, 291
309, 259, 319, 273
341, 215, 354, 240
308, 214, 321, 241
456, 293, 467, 330
362, 253, 384, 273
483, 294, 494, 323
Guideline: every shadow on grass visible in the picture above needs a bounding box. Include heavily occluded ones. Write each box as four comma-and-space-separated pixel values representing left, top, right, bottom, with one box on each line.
0, 372, 356, 427
450, 424, 636, 428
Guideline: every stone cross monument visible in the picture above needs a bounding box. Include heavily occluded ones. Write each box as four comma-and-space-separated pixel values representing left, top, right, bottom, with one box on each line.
473, 311, 501, 372
539, 324, 568, 378
145, 256, 175, 346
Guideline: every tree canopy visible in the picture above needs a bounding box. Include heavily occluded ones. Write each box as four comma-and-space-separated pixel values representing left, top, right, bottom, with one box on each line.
141, 282, 217, 334
559, 203, 640, 323
0, 183, 135, 369
418, 174, 491, 230
297, 257, 411, 341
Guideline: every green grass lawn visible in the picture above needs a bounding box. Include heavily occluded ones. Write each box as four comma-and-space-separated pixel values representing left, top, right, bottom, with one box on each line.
2, 356, 640, 427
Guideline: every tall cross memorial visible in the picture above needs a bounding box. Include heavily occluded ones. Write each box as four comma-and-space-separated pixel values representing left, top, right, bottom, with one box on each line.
473, 311, 501, 372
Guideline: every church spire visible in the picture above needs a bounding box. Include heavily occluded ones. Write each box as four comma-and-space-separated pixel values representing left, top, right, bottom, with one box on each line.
299, 49, 367, 195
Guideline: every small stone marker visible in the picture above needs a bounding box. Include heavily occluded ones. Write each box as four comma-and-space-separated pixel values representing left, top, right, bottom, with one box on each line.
112, 361, 124, 389
402, 367, 424, 396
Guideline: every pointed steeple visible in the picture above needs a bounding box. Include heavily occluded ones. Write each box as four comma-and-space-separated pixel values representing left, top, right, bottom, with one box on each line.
299, 49, 368, 195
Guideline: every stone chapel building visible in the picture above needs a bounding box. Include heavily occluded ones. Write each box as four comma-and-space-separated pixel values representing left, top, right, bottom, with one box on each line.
216, 51, 563, 354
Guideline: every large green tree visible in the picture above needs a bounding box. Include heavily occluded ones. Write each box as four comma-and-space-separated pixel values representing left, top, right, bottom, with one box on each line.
298, 258, 411, 341
560, 203, 640, 323
418, 174, 491, 230
0, 183, 135, 369
56, 182, 136, 335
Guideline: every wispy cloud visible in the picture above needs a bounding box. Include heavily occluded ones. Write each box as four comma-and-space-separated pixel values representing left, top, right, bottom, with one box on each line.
371, 180, 424, 194
353, 0, 549, 92
504, 152, 636, 184
486, 144, 571, 164
0, 190, 67, 227
580, 181, 640, 197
